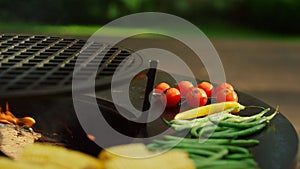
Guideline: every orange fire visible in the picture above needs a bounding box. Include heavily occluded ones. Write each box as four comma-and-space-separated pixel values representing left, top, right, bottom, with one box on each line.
0, 102, 36, 128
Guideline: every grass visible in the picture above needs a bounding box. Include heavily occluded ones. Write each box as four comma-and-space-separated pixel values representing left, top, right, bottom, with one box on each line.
1, 21, 300, 41
0, 22, 99, 36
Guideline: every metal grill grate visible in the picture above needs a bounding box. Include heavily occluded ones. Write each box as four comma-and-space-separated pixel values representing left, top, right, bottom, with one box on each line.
0, 34, 142, 97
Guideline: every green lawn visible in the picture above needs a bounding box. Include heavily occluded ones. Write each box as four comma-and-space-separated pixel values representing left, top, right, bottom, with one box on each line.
0, 22, 99, 36
1, 22, 300, 41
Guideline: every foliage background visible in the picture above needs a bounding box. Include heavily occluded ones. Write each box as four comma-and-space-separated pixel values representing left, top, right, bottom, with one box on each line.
0, 0, 299, 35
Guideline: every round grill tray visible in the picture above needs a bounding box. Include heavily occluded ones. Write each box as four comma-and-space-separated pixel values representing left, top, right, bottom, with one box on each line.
0, 34, 142, 98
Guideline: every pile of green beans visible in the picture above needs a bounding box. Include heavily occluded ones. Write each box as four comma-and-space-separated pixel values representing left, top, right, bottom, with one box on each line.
147, 135, 259, 169
169, 107, 278, 138
150, 106, 279, 169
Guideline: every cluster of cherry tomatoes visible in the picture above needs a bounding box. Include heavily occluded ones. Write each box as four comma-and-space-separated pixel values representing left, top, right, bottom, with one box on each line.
154, 81, 238, 108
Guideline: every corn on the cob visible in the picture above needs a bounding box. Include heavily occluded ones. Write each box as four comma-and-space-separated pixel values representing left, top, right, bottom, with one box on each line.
99, 143, 153, 160
20, 143, 104, 169
99, 143, 195, 169
104, 150, 195, 169
0, 157, 58, 169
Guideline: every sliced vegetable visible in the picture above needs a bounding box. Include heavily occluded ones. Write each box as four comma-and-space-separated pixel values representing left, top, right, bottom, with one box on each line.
174, 102, 245, 120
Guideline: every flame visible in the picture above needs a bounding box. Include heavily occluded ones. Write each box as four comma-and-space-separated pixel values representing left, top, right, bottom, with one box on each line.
0, 102, 36, 128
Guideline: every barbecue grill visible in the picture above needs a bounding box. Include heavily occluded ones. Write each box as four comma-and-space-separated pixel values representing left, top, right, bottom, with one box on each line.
0, 34, 298, 169
0, 33, 147, 156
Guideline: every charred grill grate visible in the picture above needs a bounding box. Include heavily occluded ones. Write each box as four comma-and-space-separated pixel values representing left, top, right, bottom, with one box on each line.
0, 34, 141, 97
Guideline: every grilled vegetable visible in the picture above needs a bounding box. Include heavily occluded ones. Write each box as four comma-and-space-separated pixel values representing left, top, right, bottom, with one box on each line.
161, 106, 279, 168
99, 143, 153, 160
21, 143, 104, 169
147, 137, 259, 169
100, 143, 195, 169
0, 157, 57, 169
169, 107, 238, 131
170, 106, 278, 138
174, 102, 245, 120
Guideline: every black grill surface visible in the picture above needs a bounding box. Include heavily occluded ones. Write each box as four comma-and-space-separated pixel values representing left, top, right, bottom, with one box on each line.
0, 34, 142, 97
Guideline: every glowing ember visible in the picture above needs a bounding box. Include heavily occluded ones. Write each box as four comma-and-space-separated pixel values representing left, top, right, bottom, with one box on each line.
0, 102, 36, 128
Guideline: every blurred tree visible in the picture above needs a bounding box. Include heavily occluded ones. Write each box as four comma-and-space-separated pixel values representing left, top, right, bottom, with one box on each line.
0, 0, 299, 34
238, 0, 300, 34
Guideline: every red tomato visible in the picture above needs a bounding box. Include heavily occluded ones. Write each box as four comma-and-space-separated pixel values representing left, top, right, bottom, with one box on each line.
152, 88, 167, 105
197, 81, 214, 97
176, 81, 194, 96
216, 89, 238, 102
165, 88, 181, 107
216, 82, 234, 94
155, 82, 170, 93
186, 88, 208, 108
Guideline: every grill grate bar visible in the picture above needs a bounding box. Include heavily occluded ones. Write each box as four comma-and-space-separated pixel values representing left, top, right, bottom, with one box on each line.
0, 35, 33, 63
0, 36, 64, 90
0, 34, 142, 96
27, 38, 82, 89
56, 41, 108, 85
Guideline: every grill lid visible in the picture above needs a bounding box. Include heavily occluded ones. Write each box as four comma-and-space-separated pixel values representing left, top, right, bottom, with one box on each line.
0, 34, 142, 98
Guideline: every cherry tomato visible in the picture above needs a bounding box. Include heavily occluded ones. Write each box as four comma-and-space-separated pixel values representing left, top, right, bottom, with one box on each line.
165, 88, 181, 107
155, 82, 170, 93
176, 81, 194, 97
197, 81, 214, 97
216, 89, 238, 102
186, 88, 208, 108
152, 88, 167, 104
216, 82, 234, 94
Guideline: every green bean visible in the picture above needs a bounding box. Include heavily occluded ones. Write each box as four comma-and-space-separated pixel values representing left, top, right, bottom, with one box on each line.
225, 139, 259, 146
169, 108, 235, 130
191, 124, 203, 137
207, 148, 229, 161
188, 153, 209, 160
165, 142, 250, 155
202, 128, 239, 138
225, 153, 253, 160
174, 142, 226, 152
170, 117, 208, 125
173, 147, 216, 156
175, 143, 250, 158
193, 159, 257, 169
210, 123, 267, 138
212, 117, 267, 129
266, 106, 279, 122
198, 138, 259, 146
224, 145, 250, 154
163, 135, 259, 146
197, 125, 224, 136
193, 124, 239, 138
226, 108, 270, 123
152, 139, 227, 153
